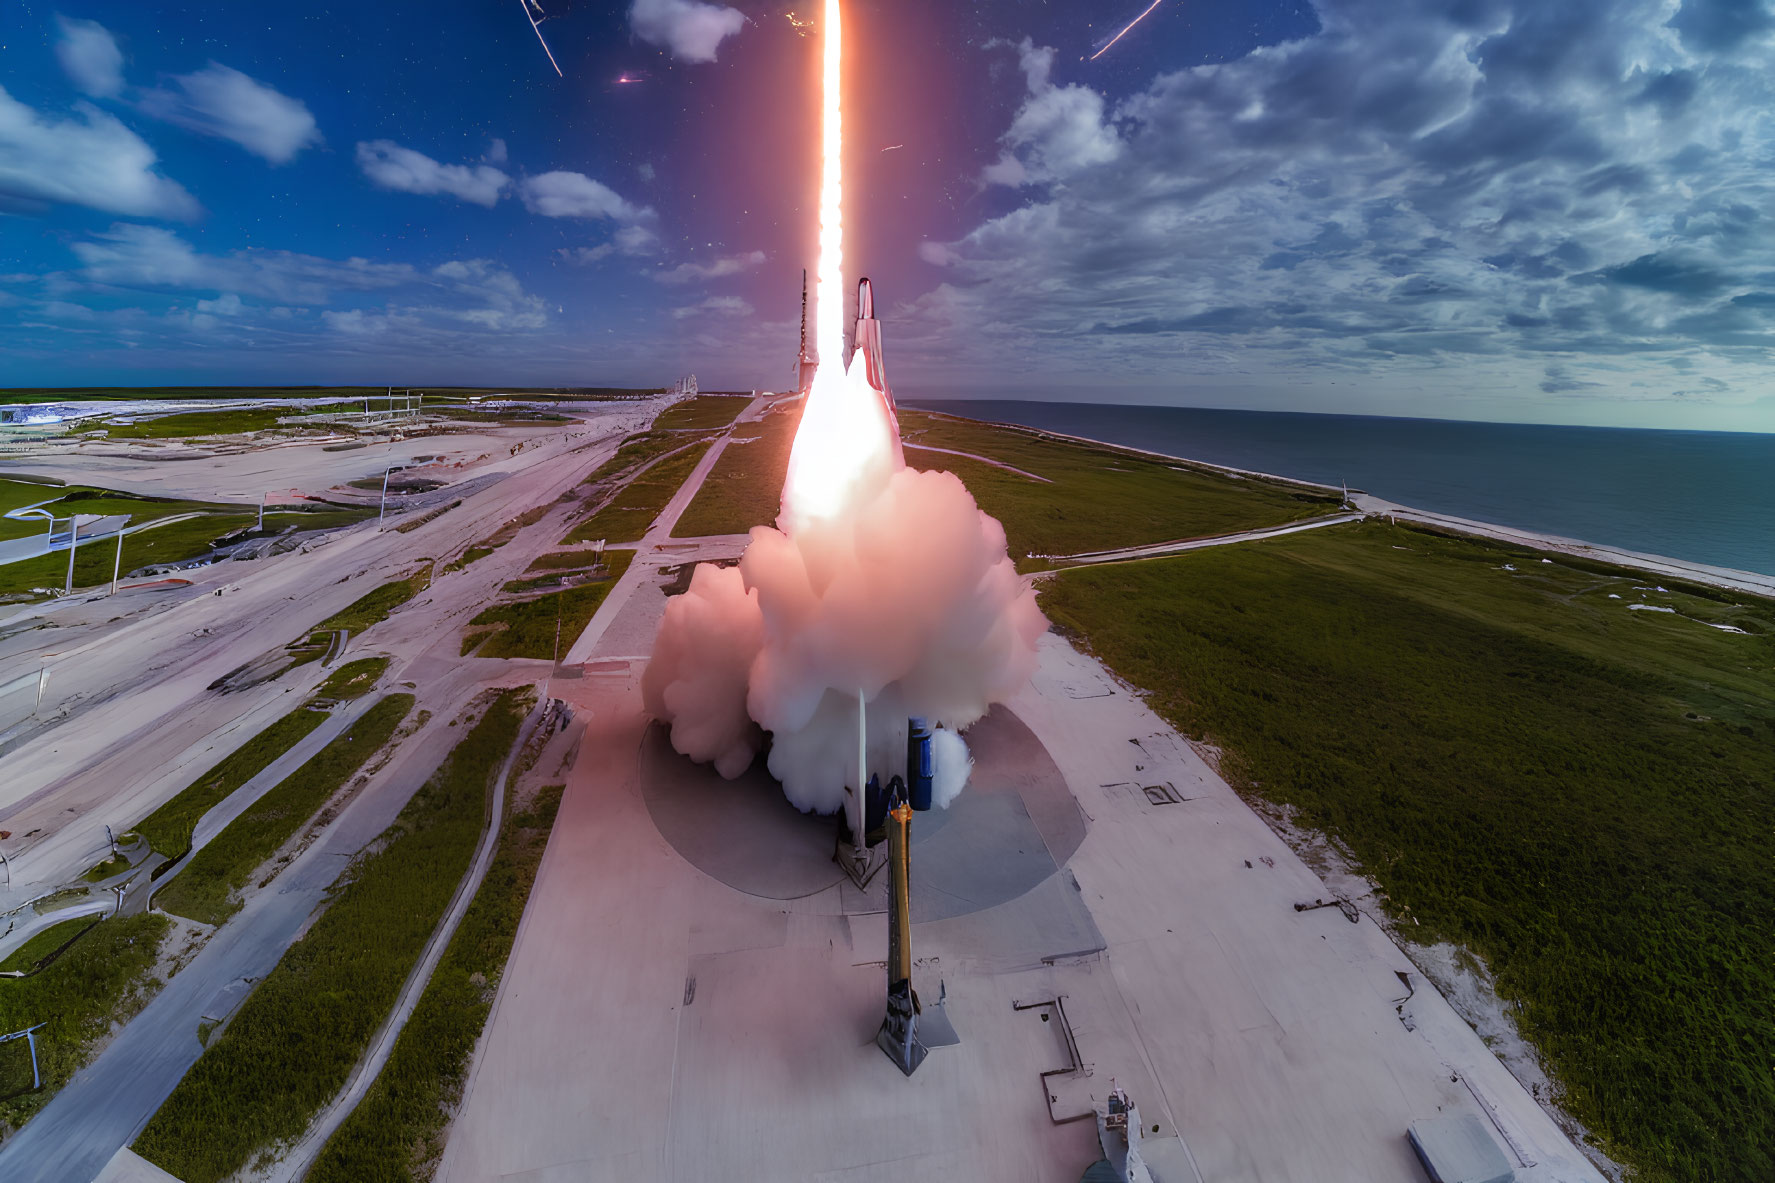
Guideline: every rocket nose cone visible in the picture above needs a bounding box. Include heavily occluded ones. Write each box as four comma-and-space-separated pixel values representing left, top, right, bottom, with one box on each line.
857, 277, 875, 321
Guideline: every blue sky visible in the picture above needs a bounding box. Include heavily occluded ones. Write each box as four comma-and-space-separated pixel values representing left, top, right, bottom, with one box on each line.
1, 1, 1772, 430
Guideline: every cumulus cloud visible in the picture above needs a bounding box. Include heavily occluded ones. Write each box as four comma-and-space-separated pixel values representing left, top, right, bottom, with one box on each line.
56, 16, 125, 98
519, 170, 649, 221
629, 0, 746, 64
672, 295, 753, 319
138, 63, 320, 163
523, 173, 659, 258
431, 258, 548, 330
905, 0, 1775, 412
983, 39, 1121, 186
0, 88, 197, 218
655, 249, 766, 284
356, 140, 509, 207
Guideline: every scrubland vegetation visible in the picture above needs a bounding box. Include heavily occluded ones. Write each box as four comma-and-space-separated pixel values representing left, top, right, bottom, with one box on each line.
1041, 520, 1775, 1183
135, 691, 528, 1183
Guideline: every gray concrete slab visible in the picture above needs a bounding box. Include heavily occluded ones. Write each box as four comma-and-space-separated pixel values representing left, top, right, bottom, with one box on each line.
638, 705, 1080, 923
442, 633, 1606, 1183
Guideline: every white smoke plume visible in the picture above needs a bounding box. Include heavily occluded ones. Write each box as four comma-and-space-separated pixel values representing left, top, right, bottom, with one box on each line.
644, 0, 1041, 815
643, 402, 1045, 813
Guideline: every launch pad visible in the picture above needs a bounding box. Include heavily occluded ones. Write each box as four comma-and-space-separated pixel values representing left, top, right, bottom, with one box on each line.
639, 704, 1089, 924
441, 589, 1608, 1183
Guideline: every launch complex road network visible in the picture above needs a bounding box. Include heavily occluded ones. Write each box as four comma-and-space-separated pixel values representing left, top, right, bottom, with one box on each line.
2, 3, 1771, 1182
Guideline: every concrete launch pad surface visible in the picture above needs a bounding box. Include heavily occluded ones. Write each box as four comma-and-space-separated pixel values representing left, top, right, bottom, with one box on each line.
442, 625, 1607, 1183
640, 704, 1085, 920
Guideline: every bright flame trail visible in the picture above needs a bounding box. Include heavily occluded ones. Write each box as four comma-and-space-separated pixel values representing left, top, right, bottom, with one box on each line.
780, 0, 901, 535
1090, 0, 1165, 61
643, 0, 1047, 816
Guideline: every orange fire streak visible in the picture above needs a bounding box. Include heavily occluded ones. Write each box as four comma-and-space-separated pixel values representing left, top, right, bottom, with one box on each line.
780, 0, 902, 534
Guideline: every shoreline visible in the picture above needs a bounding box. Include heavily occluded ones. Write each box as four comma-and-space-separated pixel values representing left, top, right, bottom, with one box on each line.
917, 408, 1775, 601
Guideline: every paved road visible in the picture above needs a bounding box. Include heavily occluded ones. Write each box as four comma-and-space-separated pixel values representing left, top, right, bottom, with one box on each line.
267, 700, 551, 1183
1031, 510, 1363, 567
0, 401, 660, 910
0, 677, 488, 1183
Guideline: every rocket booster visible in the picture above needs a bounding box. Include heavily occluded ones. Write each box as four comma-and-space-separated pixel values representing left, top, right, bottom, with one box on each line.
853, 277, 903, 458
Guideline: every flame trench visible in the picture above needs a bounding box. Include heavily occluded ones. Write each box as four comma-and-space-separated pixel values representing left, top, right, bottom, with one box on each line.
643, 0, 1046, 816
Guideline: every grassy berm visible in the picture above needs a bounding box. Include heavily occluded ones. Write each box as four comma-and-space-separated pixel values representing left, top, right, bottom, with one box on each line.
672, 408, 794, 537
652, 394, 751, 432
465, 550, 634, 659
153, 695, 414, 925
135, 690, 530, 1183
0, 914, 171, 1132
308, 782, 563, 1181
134, 704, 331, 857
564, 440, 712, 545
1039, 520, 1775, 1183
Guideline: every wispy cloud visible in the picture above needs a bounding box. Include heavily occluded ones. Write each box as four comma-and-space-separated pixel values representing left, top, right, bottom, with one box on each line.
521, 171, 658, 255
654, 249, 766, 285
0, 88, 197, 218
138, 62, 321, 163
356, 140, 509, 207
673, 294, 753, 319
55, 16, 125, 99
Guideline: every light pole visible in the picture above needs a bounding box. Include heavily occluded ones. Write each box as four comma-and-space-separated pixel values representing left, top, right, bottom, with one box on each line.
110, 528, 124, 595
378, 459, 438, 530
64, 516, 81, 593
34, 654, 56, 716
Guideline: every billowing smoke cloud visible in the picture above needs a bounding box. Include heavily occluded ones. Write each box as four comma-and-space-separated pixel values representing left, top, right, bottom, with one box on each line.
644, 418, 1045, 813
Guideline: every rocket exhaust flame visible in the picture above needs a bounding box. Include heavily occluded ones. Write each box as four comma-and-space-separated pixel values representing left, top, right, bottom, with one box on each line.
780, 0, 901, 534
643, 0, 1046, 817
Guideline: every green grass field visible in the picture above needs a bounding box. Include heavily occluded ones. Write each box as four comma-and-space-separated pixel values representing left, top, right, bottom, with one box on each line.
464, 550, 634, 659
563, 441, 712, 545
0, 477, 92, 541
153, 695, 415, 925
307, 781, 563, 1182
571, 430, 699, 496
0, 513, 258, 598
0, 914, 171, 1130
134, 691, 529, 1183
0, 485, 230, 543
652, 395, 751, 432
134, 705, 332, 857
0, 483, 366, 598
312, 567, 431, 637
0, 917, 97, 973
666, 406, 1337, 557
100, 408, 311, 439
525, 547, 609, 572
314, 657, 390, 700
672, 406, 794, 537
1038, 521, 1775, 1183
900, 410, 1340, 568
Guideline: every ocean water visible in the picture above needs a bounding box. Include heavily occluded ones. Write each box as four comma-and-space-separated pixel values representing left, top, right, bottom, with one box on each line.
903, 400, 1775, 578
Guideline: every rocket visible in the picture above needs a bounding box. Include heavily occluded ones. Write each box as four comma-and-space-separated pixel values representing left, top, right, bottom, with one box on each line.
875, 719, 935, 1075
852, 276, 905, 467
